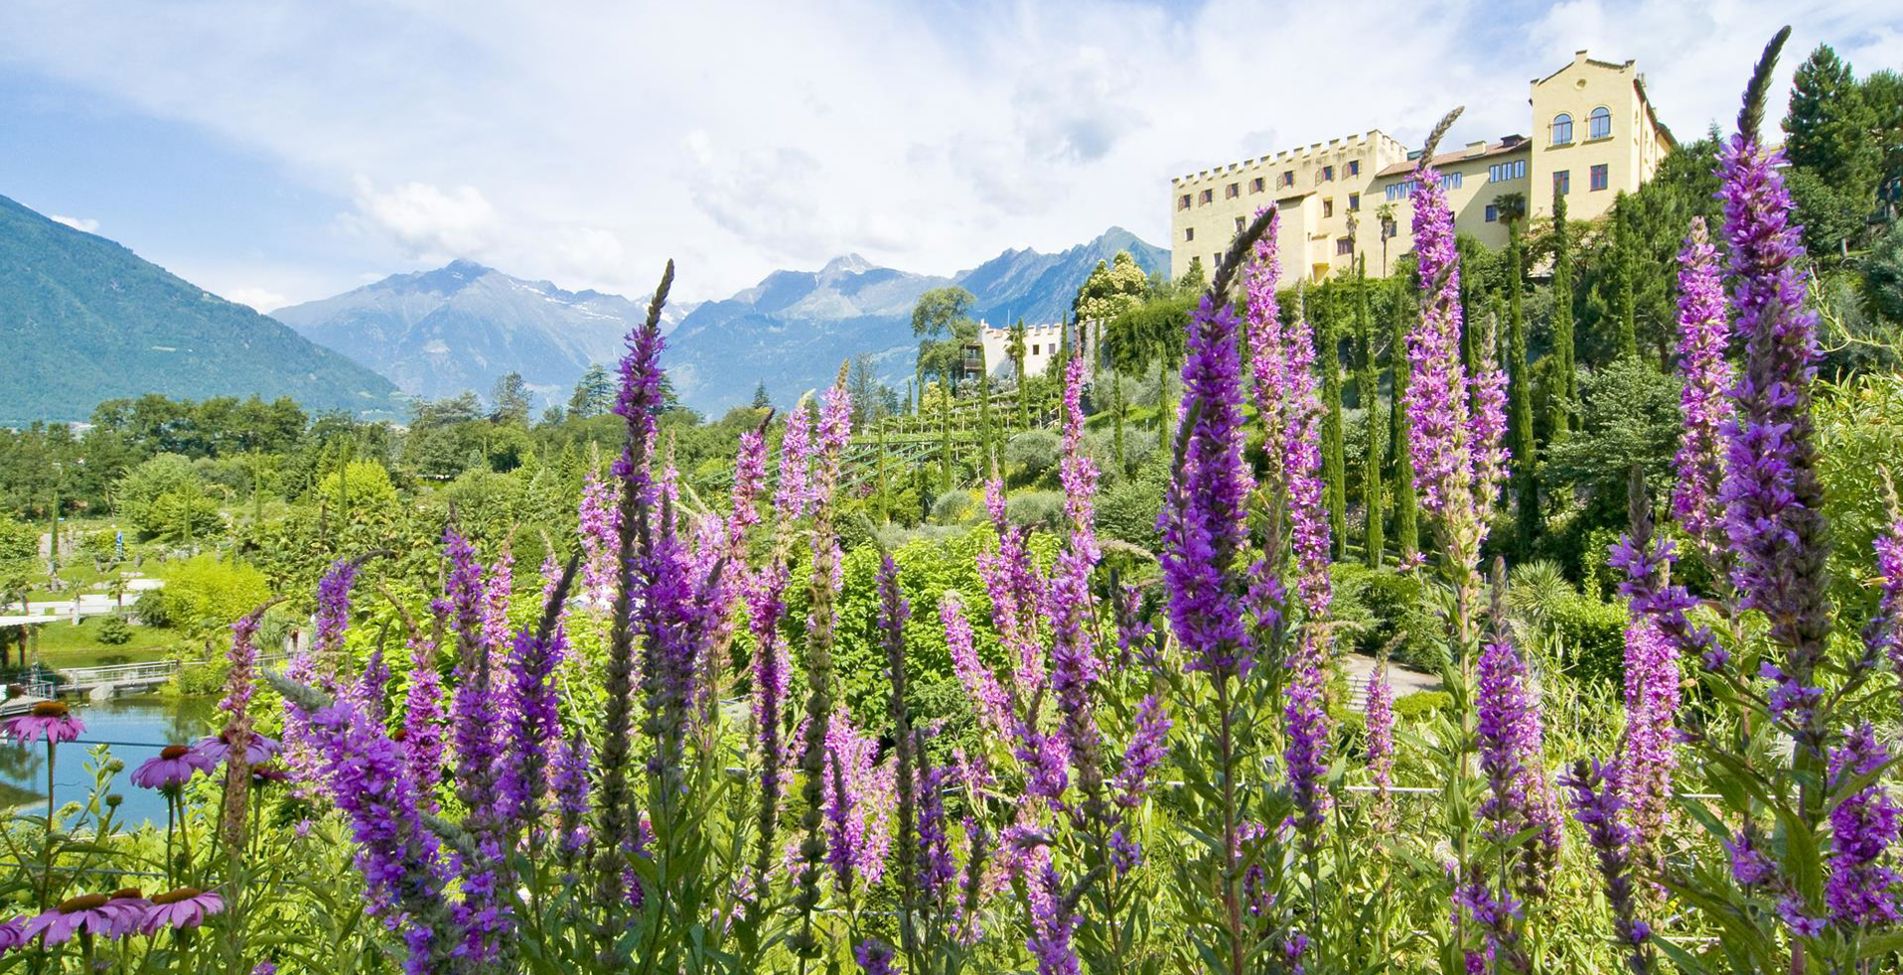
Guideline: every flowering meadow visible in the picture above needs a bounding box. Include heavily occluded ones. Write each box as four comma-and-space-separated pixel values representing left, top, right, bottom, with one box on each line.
2, 28, 1901, 975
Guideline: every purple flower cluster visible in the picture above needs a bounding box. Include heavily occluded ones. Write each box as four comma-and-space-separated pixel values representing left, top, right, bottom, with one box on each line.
818, 708, 896, 893
1160, 292, 1256, 675
1670, 217, 1734, 562
577, 467, 620, 609
1560, 760, 1653, 973
943, 593, 1011, 739
978, 478, 1047, 696
1716, 130, 1830, 734
1047, 356, 1106, 805
1402, 159, 1504, 571
1614, 619, 1678, 875
1475, 630, 1561, 895
302, 695, 452, 974
1825, 723, 1900, 927
1871, 509, 1902, 674
1365, 665, 1395, 826
1112, 694, 1171, 810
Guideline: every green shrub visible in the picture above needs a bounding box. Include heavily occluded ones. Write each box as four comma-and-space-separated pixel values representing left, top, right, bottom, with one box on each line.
1547, 594, 1627, 683
1004, 429, 1061, 481
1004, 491, 1064, 530
96, 615, 133, 646
1393, 690, 1452, 721
149, 555, 271, 634
1334, 564, 1445, 669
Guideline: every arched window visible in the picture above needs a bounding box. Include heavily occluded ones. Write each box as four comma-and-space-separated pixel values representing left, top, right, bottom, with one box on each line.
1588, 106, 1611, 140
1551, 113, 1573, 145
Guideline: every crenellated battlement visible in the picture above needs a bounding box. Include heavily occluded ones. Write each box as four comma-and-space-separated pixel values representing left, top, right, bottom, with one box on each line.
1171, 129, 1406, 186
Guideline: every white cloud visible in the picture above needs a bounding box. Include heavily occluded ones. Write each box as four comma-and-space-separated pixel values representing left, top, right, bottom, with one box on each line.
223, 286, 289, 312
346, 177, 497, 261
49, 214, 99, 233
0, 0, 1897, 303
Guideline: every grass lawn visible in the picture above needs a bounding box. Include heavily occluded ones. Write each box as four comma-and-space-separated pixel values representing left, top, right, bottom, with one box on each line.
19, 616, 183, 670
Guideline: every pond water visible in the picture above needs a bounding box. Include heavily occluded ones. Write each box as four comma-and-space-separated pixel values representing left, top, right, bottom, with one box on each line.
1, 695, 218, 829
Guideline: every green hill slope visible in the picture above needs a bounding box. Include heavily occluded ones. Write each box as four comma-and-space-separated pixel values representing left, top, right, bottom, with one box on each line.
0, 194, 402, 425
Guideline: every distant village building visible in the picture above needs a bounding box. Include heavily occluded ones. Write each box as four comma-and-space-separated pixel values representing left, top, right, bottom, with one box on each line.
1170, 50, 1674, 289
974, 319, 1100, 382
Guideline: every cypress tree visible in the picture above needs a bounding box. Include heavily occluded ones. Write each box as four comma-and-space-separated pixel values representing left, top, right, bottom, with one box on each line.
1504, 203, 1539, 551
1612, 195, 1640, 358
1549, 186, 1576, 440
1316, 288, 1349, 558
1355, 259, 1386, 567
1388, 285, 1419, 561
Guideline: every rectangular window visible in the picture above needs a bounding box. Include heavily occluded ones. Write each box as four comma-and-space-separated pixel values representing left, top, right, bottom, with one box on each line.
1184, 227, 1195, 242
1234, 216, 1245, 232
1336, 237, 1353, 256
1487, 160, 1526, 182
1384, 180, 1415, 202
1178, 193, 1191, 210
1322, 198, 1334, 218
1321, 165, 1335, 182
1485, 204, 1499, 222
1281, 169, 1294, 188
1590, 163, 1609, 191
1553, 170, 1570, 195
1442, 172, 1463, 189
1031, 344, 1039, 356
1348, 160, 1361, 177
1250, 176, 1266, 193
1199, 188, 1213, 205
1348, 192, 1360, 211
1225, 182, 1240, 199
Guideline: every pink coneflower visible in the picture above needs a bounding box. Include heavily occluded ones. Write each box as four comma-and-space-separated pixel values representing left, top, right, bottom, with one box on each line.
102, 889, 153, 937
139, 887, 225, 934
132, 745, 215, 792
3, 700, 85, 744
23, 894, 118, 945
192, 731, 280, 767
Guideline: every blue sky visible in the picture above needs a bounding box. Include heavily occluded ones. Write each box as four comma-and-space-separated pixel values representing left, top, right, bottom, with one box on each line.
0, 1, 1897, 309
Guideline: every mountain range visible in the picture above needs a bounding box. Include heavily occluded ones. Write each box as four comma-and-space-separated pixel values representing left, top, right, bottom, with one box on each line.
0, 187, 1166, 423
661, 226, 1166, 413
0, 194, 401, 426
272, 261, 695, 405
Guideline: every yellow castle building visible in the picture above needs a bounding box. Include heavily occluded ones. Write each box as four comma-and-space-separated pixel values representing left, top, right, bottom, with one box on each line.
1169, 50, 1674, 289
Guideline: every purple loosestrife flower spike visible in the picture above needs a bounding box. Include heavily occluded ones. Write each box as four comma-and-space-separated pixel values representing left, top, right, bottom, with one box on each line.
1615, 618, 1678, 881
820, 708, 896, 892
1868, 486, 1902, 675
1246, 227, 1338, 837
1160, 291, 1256, 676
1717, 59, 1830, 739
1825, 723, 1901, 927
977, 478, 1046, 697
1048, 354, 1108, 809
285, 559, 360, 783
1112, 694, 1171, 810
596, 262, 673, 917
219, 603, 273, 849
1610, 480, 1725, 672
1477, 568, 1562, 898
275, 673, 459, 974
500, 557, 577, 834
1561, 759, 1655, 975
1670, 217, 1733, 563
444, 532, 511, 963
400, 604, 447, 813
942, 592, 1011, 739
854, 938, 897, 975
577, 466, 621, 610
1365, 661, 1396, 828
